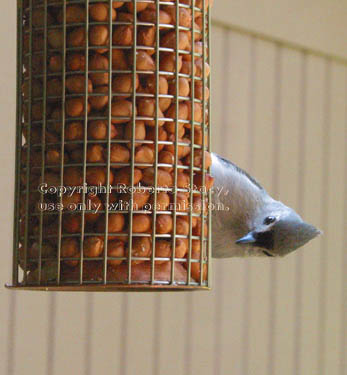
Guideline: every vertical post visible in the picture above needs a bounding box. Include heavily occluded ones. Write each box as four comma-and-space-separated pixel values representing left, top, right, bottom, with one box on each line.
79, 0, 90, 284
200, 0, 207, 286
102, 0, 114, 284
127, 0, 138, 284
150, 0, 160, 284
187, 0, 196, 286
170, 0, 181, 284
13, 0, 24, 285
22, 0, 34, 284
57, 0, 67, 285
36, 0, 49, 284
206, 0, 212, 288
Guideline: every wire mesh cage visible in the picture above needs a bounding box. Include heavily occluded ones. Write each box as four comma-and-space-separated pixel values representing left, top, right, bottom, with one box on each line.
8, 0, 213, 291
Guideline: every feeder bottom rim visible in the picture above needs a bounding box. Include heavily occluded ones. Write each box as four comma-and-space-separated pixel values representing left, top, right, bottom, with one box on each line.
4, 283, 211, 292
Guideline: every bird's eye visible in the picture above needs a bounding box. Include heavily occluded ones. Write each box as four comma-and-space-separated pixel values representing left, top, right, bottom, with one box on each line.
264, 216, 276, 225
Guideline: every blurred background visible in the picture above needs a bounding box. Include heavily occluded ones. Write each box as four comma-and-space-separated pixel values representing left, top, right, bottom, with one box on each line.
0, 1, 346, 375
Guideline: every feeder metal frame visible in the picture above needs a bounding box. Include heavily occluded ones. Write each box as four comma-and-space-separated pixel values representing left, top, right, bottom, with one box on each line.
8, 0, 212, 291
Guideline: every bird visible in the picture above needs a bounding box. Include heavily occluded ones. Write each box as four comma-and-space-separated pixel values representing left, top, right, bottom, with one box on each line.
210, 153, 321, 258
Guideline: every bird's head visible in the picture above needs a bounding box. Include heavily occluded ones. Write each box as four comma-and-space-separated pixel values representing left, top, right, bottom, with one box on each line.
235, 203, 322, 256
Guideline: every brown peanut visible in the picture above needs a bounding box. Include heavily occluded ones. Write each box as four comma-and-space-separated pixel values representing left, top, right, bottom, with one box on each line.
64, 167, 83, 186
110, 100, 135, 124
89, 54, 109, 86
119, 189, 150, 210
89, 25, 109, 52
135, 146, 155, 167
57, 5, 85, 24
66, 75, 93, 94
139, 9, 172, 28
61, 238, 80, 267
63, 214, 82, 234
88, 85, 109, 111
84, 236, 104, 258
112, 73, 139, 97
127, 2, 149, 12
138, 26, 156, 53
112, 1, 124, 9
48, 54, 63, 72
161, 31, 190, 51
176, 217, 189, 236
168, 77, 190, 99
184, 150, 212, 169
113, 25, 133, 46
85, 194, 103, 223
134, 51, 155, 71
87, 144, 105, 163
142, 168, 173, 188
67, 27, 86, 48
97, 213, 125, 239
129, 237, 151, 265
156, 214, 173, 234
89, 3, 116, 22
132, 214, 152, 233
67, 53, 86, 71
124, 121, 146, 148
109, 144, 130, 166
107, 241, 125, 267
86, 167, 114, 186
164, 135, 191, 159
150, 192, 170, 211
159, 54, 183, 79
193, 173, 214, 192
66, 98, 91, 118
88, 120, 117, 140
158, 150, 175, 172
155, 241, 171, 264
113, 167, 143, 186
146, 126, 168, 152
112, 49, 128, 70
138, 99, 165, 126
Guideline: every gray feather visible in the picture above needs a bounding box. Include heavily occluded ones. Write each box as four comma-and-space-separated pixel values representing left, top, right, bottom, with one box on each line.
210, 153, 321, 258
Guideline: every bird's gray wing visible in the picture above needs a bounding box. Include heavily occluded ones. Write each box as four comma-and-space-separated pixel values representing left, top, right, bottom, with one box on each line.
213, 154, 266, 193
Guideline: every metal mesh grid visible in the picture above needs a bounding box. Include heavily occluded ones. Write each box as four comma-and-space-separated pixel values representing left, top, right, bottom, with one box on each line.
9, 0, 212, 291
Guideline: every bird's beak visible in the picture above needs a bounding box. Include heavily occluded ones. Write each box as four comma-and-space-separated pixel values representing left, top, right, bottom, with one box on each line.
235, 232, 256, 244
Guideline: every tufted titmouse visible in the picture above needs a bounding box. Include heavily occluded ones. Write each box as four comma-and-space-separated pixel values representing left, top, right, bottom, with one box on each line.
211, 153, 321, 257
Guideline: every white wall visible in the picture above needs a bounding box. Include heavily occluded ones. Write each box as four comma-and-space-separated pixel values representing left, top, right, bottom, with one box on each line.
211, 26, 346, 375
213, 0, 347, 60
1, 1, 346, 375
